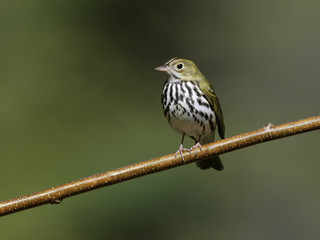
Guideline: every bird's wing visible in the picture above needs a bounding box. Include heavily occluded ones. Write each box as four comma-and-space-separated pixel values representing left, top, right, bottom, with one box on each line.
199, 80, 225, 139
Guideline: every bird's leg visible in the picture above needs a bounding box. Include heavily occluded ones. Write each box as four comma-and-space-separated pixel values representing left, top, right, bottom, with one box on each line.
190, 136, 203, 157
174, 134, 190, 162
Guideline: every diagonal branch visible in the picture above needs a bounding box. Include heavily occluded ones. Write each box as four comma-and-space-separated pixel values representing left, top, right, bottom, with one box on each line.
1, 115, 319, 217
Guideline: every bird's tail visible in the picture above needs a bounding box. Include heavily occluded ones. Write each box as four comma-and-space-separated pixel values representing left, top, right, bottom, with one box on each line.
196, 135, 224, 171
196, 155, 224, 171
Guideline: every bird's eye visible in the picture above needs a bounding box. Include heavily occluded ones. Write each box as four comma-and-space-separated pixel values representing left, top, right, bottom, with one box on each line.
176, 63, 184, 70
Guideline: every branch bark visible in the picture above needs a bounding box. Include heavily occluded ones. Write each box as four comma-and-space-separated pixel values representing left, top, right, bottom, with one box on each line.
1, 115, 319, 217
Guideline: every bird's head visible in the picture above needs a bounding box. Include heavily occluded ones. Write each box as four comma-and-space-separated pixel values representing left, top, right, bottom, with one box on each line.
155, 57, 204, 81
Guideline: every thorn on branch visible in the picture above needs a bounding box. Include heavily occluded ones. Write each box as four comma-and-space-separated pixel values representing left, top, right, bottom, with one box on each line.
263, 122, 275, 131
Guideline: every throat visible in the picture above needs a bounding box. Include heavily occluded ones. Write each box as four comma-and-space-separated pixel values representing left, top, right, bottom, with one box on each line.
168, 72, 184, 82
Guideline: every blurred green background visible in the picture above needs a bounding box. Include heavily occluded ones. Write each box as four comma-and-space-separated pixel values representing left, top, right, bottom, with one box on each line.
1, 0, 319, 239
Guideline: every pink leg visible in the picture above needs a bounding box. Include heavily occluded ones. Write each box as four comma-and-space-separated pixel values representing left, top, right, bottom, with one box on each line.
174, 134, 190, 162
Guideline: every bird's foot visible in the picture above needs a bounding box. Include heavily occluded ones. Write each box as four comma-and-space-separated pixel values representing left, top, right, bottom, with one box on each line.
190, 142, 202, 157
175, 144, 190, 163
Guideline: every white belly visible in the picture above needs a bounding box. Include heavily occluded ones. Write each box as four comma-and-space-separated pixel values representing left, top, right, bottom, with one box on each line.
168, 101, 217, 141
162, 81, 217, 142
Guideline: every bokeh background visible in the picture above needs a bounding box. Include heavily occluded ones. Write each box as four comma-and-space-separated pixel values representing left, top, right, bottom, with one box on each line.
1, 0, 319, 239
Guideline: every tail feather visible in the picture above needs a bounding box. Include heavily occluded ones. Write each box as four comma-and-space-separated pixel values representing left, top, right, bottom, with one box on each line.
196, 155, 224, 171
197, 134, 224, 171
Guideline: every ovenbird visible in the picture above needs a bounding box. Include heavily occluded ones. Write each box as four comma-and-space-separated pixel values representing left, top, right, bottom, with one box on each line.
155, 57, 225, 170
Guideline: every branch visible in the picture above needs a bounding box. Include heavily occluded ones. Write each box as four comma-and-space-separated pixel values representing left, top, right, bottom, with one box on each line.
1, 115, 319, 217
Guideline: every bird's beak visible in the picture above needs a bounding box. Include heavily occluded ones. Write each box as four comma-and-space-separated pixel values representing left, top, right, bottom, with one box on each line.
155, 65, 170, 72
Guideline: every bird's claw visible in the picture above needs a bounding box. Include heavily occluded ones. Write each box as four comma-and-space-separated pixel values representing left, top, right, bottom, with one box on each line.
190, 142, 202, 157
175, 144, 190, 163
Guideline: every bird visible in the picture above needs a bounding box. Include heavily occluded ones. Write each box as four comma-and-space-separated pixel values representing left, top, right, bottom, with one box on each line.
155, 57, 225, 170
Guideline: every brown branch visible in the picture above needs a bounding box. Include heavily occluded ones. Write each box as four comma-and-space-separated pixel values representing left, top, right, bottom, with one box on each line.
1, 115, 319, 217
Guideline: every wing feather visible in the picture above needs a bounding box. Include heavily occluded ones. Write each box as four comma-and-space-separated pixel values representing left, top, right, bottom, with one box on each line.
199, 80, 225, 139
